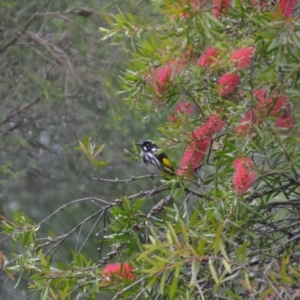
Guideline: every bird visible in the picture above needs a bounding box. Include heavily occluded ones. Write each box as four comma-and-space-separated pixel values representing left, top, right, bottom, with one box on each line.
136, 140, 174, 179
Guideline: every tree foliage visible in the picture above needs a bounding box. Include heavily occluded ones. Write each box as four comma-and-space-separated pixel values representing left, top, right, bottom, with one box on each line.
2, 0, 300, 299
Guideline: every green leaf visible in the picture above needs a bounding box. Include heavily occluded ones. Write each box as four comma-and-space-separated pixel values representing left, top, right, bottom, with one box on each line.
169, 265, 181, 299
91, 159, 109, 168
281, 256, 293, 284
219, 241, 229, 261
208, 259, 219, 285
214, 222, 223, 256
49, 288, 58, 300
148, 274, 159, 288
167, 222, 179, 244
222, 258, 232, 274
38, 249, 49, 269
160, 271, 167, 295
190, 260, 200, 286
92, 144, 106, 158
41, 285, 49, 300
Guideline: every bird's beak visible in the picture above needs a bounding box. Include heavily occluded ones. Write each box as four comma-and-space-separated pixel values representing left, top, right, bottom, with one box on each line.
135, 142, 142, 147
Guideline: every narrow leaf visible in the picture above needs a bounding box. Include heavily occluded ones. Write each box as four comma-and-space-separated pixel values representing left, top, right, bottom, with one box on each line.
92, 144, 105, 158
208, 259, 219, 284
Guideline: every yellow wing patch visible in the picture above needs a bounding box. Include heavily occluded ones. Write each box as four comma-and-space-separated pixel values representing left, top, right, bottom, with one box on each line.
162, 157, 173, 168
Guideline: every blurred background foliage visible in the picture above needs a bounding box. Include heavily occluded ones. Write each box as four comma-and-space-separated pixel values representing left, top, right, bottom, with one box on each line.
0, 1, 164, 298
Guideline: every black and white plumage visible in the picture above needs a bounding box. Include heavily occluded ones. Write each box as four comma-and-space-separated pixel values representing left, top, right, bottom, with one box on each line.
136, 140, 174, 178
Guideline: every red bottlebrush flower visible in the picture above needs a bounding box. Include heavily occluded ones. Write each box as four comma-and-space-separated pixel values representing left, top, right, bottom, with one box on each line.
197, 47, 218, 68
102, 263, 134, 281
236, 111, 255, 136
279, 0, 296, 18
213, 0, 232, 18
254, 88, 267, 103
254, 89, 273, 115
235, 89, 272, 135
177, 138, 211, 176
181, 12, 190, 18
193, 114, 225, 139
233, 157, 256, 194
236, 92, 292, 134
150, 60, 182, 94
169, 101, 194, 122
271, 95, 285, 116
168, 114, 177, 122
175, 101, 194, 115
206, 113, 226, 133
230, 47, 254, 69
168, 114, 179, 122
254, 91, 285, 117
175, 101, 194, 114
152, 62, 173, 94
217, 73, 240, 96
178, 114, 224, 176
275, 114, 294, 129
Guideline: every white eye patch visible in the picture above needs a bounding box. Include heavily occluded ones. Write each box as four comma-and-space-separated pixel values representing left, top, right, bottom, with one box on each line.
143, 146, 147, 151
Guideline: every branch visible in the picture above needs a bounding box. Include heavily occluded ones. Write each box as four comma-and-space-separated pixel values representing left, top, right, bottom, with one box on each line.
92, 174, 160, 183
262, 199, 300, 209
246, 179, 300, 202
37, 198, 109, 226
0, 95, 42, 126
36, 7, 100, 18
249, 232, 300, 255
0, 0, 52, 55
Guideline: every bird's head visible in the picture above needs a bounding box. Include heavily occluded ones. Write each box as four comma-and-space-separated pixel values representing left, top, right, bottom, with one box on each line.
136, 140, 158, 153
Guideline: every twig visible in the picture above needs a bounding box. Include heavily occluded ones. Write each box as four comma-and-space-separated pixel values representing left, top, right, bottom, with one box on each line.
76, 210, 104, 254
0, 0, 52, 55
181, 84, 204, 116
92, 174, 160, 183
262, 200, 300, 209
110, 275, 149, 300
0, 96, 42, 126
